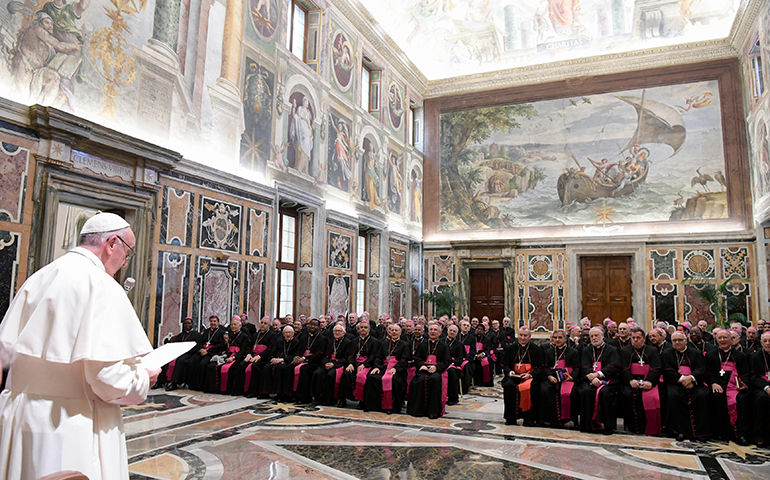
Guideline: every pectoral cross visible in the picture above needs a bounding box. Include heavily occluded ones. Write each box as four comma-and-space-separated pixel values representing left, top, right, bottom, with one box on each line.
593, 362, 599, 372
719, 368, 726, 376
638, 357, 645, 366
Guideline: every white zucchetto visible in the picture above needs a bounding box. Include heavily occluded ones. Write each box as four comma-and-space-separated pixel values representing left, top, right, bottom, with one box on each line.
80, 212, 130, 234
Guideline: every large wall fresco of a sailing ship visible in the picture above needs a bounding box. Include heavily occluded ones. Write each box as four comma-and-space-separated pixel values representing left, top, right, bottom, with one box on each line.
438, 80, 729, 231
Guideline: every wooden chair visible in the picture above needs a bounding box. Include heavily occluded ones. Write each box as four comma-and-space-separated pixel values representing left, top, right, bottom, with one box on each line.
36, 471, 89, 480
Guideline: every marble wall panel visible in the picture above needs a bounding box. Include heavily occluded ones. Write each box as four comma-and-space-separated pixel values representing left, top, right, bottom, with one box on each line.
369, 233, 380, 277
513, 249, 566, 332
154, 251, 190, 345
160, 186, 194, 246
651, 283, 678, 325
684, 284, 715, 326
0, 231, 20, 318
650, 249, 677, 280
246, 208, 269, 257
193, 257, 240, 329
368, 279, 379, 319
300, 212, 314, 267
328, 274, 350, 318
390, 281, 405, 319
0, 142, 29, 223
721, 247, 749, 279
245, 261, 266, 322
528, 285, 554, 331
298, 270, 312, 317
198, 197, 242, 253
389, 246, 406, 280
432, 254, 455, 283
528, 254, 553, 282
682, 249, 716, 279
328, 231, 352, 270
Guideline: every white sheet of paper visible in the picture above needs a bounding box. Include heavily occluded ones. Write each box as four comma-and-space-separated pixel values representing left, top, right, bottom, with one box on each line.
140, 342, 197, 370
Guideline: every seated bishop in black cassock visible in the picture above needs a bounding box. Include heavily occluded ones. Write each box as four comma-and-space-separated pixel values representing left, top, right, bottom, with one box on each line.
578, 327, 620, 434
235, 317, 277, 397
312, 324, 351, 406
203, 320, 252, 393
341, 322, 380, 405
539, 329, 581, 427
364, 324, 410, 413
261, 326, 300, 400
161, 317, 203, 390
748, 332, 770, 447
407, 323, 451, 419
706, 329, 750, 442
186, 315, 227, 390
619, 328, 663, 436
501, 327, 543, 426
445, 324, 475, 405
289, 318, 329, 403
661, 331, 711, 440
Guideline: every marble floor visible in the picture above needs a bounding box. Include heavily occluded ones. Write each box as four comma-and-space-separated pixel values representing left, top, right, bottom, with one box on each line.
124, 383, 770, 480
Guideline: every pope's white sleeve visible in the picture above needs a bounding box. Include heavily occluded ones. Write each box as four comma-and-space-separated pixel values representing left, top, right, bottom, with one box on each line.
84, 358, 150, 405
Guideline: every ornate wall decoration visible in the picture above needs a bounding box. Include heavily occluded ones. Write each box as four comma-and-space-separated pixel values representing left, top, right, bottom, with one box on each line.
246, 208, 269, 257
327, 111, 353, 192
721, 247, 749, 279
328, 231, 352, 270
683, 283, 715, 326
390, 246, 406, 279
298, 270, 312, 317
0, 142, 29, 224
369, 233, 380, 277
240, 59, 275, 174
516, 254, 526, 283
386, 150, 403, 214
248, 0, 279, 41
390, 281, 405, 319
0, 231, 20, 318
300, 212, 314, 267
528, 254, 553, 282
682, 249, 716, 279
387, 81, 404, 132
193, 257, 240, 331
360, 134, 382, 211
528, 285, 554, 332
160, 187, 194, 247
368, 279, 379, 319
154, 251, 190, 345
651, 283, 678, 325
329, 23, 355, 98
286, 89, 316, 176
650, 249, 677, 280
555, 253, 565, 282
432, 254, 455, 283
245, 261, 266, 323
328, 274, 350, 318
199, 197, 242, 253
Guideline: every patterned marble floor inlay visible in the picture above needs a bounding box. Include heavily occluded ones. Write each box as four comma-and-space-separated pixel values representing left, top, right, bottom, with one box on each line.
123, 386, 770, 480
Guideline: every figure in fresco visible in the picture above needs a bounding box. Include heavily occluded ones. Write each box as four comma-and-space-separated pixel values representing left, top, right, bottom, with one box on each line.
410, 168, 422, 223
759, 121, 770, 196
387, 151, 403, 213
327, 115, 351, 191
288, 94, 314, 175
361, 138, 381, 211
388, 83, 404, 129
328, 276, 349, 319
332, 32, 353, 89
240, 60, 274, 174
547, 0, 581, 35
249, 0, 278, 38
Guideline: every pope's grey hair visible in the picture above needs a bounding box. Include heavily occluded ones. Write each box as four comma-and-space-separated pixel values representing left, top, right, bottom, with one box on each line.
78, 227, 129, 247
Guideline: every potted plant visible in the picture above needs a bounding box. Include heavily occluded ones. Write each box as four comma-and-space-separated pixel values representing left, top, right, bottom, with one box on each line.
681, 276, 749, 329
420, 285, 462, 317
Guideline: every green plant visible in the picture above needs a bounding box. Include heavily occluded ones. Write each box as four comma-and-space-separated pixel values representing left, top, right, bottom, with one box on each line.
682, 277, 749, 329
421, 285, 462, 318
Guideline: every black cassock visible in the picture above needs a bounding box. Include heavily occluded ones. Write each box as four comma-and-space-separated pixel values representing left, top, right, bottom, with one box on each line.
501, 342, 544, 424
407, 339, 451, 418
341, 335, 381, 402
457, 332, 477, 393
161, 329, 203, 386
577, 343, 620, 433
260, 337, 299, 397
619, 345, 662, 435
311, 336, 351, 405
661, 346, 711, 439
539, 345, 581, 426
748, 350, 770, 444
236, 328, 277, 397
705, 347, 750, 440
185, 326, 228, 390
472, 333, 496, 387
445, 336, 474, 404
364, 338, 410, 413
203, 330, 252, 393
290, 332, 329, 403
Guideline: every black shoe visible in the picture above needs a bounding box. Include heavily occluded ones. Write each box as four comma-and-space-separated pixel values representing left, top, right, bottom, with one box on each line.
676, 434, 685, 442
756, 440, 766, 449
429, 414, 439, 419
336, 399, 347, 408
737, 436, 749, 446
165, 383, 177, 391
603, 429, 614, 436
505, 419, 516, 426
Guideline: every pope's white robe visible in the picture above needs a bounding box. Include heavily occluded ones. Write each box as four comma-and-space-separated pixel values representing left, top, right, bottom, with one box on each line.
0, 247, 153, 480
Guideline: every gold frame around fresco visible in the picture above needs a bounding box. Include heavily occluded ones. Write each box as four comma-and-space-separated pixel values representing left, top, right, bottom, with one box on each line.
422, 59, 751, 243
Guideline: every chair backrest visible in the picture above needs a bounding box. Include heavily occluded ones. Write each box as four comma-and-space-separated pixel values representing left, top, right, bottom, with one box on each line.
36, 471, 89, 480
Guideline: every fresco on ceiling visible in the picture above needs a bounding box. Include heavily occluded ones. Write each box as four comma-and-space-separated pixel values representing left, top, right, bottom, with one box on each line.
240, 58, 275, 175
439, 80, 727, 230
359, 0, 741, 80
361, 134, 382, 211
327, 111, 353, 192
285, 90, 315, 176
329, 20, 355, 101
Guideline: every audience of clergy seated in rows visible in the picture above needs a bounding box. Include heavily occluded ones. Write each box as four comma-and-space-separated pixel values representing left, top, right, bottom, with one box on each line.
154, 312, 770, 445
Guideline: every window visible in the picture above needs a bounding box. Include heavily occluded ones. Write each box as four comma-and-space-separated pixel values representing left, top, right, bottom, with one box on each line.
361, 64, 371, 111
407, 101, 421, 147
276, 209, 298, 318
361, 54, 380, 114
750, 37, 765, 103
287, 0, 308, 61
356, 234, 367, 314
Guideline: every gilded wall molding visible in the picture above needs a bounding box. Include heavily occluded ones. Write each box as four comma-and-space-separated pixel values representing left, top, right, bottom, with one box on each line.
728, 0, 764, 52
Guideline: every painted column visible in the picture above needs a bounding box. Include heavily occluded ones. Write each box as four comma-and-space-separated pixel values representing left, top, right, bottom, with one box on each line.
612, 0, 627, 35
221, 0, 244, 84
152, 0, 182, 50
503, 5, 516, 51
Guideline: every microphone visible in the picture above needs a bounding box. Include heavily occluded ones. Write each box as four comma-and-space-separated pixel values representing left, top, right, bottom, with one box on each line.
123, 277, 136, 293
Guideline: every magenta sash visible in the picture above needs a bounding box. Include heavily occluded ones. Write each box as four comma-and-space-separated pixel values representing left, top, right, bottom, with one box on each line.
629, 363, 662, 435
292, 351, 311, 392
167, 359, 177, 381
678, 365, 692, 376
476, 342, 491, 383
426, 354, 449, 415
765, 371, 770, 382
722, 362, 739, 428
382, 356, 399, 410
354, 356, 370, 401
406, 366, 416, 395
253, 344, 268, 355
220, 346, 240, 392
555, 359, 574, 422
464, 344, 471, 354
244, 344, 269, 392
592, 361, 604, 421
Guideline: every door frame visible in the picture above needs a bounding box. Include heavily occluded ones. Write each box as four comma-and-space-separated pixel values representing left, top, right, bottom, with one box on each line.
456, 258, 514, 320
567, 243, 646, 330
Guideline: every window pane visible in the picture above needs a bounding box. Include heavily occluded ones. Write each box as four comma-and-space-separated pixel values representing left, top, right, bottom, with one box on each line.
357, 235, 366, 274
279, 269, 294, 318
281, 214, 296, 263
292, 4, 306, 60
285, 0, 293, 51
361, 67, 370, 111
357, 279, 365, 314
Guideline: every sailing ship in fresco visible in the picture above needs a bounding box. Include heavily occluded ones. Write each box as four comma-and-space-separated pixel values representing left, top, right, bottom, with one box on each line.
556, 92, 686, 206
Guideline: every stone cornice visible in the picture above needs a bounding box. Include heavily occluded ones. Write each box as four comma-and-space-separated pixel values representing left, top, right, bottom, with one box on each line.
424, 39, 739, 99
331, 0, 428, 92
728, 0, 763, 53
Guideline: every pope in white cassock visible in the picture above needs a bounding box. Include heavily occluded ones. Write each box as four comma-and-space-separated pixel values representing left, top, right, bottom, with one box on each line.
0, 212, 161, 480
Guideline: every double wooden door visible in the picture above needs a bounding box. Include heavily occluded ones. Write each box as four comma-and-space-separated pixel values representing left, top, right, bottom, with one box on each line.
581, 256, 632, 324
469, 268, 505, 321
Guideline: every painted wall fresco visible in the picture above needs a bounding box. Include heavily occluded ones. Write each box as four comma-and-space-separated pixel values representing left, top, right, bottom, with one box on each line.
329, 20, 355, 101
359, 0, 741, 80
327, 111, 353, 192
240, 58, 276, 175
285, 89, 316, 176
646, 243, 756, 328
439, 80, 727, 230
386, 149, 404, 214
360, 134, 383, 211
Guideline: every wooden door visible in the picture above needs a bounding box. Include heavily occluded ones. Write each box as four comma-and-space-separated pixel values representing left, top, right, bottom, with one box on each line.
469, 269, 505, 321
581, 256, 632, 325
